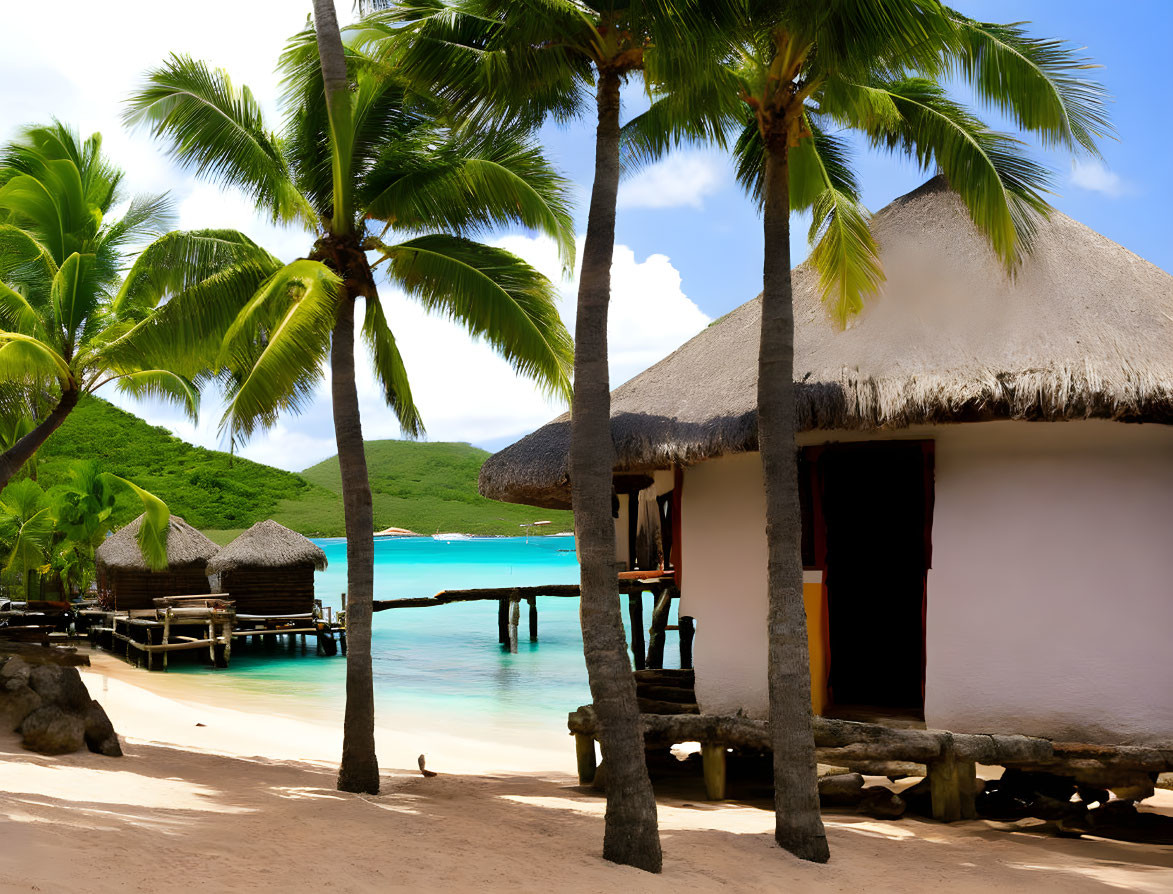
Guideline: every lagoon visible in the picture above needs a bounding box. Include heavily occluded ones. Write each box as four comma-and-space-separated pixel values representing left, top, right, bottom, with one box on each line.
170, 536, 593, 742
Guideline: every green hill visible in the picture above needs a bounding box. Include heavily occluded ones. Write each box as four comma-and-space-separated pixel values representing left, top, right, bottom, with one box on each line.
35, 397, 569, 541
297, 440, 572, 536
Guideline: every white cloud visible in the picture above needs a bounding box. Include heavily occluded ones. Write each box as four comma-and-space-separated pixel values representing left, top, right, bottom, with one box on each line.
1070, 160, 1129, 198
617, 151, 725, 210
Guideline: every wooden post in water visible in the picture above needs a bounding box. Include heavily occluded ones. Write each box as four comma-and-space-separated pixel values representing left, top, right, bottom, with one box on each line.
497, 598, 509, 645
527, 595, 538, 642
646, 586, 673, 669
679, 615, 695, 669
628, 592, 645, 670
508, 591, 520, 653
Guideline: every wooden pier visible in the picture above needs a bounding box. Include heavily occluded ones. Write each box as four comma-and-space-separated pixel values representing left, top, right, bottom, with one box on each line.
372, 575, 694, 667
82, 594, 346, 670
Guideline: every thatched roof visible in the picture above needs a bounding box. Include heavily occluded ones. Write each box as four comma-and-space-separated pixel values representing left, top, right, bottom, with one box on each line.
481, 177, 1173, 509
95, 514, 220, 572
206, 519, 327, 573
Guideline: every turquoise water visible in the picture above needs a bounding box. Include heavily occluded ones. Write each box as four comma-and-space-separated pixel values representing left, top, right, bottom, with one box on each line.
172, 536, 594, 738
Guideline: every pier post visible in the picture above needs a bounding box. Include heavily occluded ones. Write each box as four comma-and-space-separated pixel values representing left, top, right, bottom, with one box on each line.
628, 592, 646, 670
679, 615, 695, 669
508, 592, 520, 653
646, 587, 673, 669
527, 595, 538, 642
928, 734, 977, 822
497, 598, 509, 645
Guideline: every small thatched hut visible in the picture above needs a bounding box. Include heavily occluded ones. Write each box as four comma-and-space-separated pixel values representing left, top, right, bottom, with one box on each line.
206, 520, 327, 615
96, 515, 219, 611
480, 177, 1173, 745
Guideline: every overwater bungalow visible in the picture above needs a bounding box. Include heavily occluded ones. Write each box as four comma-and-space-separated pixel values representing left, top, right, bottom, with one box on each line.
480, 178, 1173, 805
95, 514, 219, 611
208, 520, 328, 616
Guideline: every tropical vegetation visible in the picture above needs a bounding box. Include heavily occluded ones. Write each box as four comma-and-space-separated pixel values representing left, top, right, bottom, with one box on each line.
125, 11, 576, 793
0, 458, 169, 601
34, 395, 573, 540
0, 122, 246, 493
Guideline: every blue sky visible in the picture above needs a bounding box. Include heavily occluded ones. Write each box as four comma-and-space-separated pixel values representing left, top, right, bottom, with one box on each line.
2, 1, 1169, 469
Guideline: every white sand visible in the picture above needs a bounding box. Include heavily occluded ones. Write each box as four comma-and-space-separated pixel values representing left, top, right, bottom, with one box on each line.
1, 652, 1171, 893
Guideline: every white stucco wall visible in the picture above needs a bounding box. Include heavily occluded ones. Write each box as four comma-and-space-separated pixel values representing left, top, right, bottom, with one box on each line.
925, 421, 1173, 744
680, 452, 770, 717
678, 421, 1173, 743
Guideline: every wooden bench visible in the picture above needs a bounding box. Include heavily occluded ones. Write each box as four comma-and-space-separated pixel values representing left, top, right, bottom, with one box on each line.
566, 706, 1173, 822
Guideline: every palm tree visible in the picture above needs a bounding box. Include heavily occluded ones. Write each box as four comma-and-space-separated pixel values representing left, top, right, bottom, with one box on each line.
708, 1, 1110, 861
125, 23, 576, 795
373, 0, 738, 871
0, 122, 236, 492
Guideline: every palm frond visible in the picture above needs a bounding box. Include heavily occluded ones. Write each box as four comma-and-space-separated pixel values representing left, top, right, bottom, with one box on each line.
947, 12, 1112, 155
375, 233, 572, 400
111, 369, 200, 421
49, 252, 100, 353
860, 76, 1052, 269
0, 333, 71, 385
100, 473, 170, 571
362, 294, 424, 436
125, 55, 312, 226
218, 260, 341, 440
100, 192, 177, 252
113, 228, 278, 314
806, 187, 884, 327
0, 224, 57, 306
362, 131, 576, 271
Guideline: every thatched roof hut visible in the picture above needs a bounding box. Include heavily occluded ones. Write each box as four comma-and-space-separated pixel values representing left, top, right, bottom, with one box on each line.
95, 515, 220, 610
481, 177, 1173, 509
207, 520, 326, 616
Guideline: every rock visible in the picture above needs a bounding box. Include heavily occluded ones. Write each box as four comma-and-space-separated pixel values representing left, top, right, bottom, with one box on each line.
1, 656, 31, 689
818, 772, 865, 806
28, 665, 91, 712
82, 699, 122, 757
19, 705, 85, 755
0, 683, 42, 731
1110, 780, 1156, 803
857, 786, 907, 819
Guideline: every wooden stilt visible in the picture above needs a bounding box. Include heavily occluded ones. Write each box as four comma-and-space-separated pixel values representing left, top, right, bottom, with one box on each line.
497, 598, 509, 645
679, 615, 695, 669
508, 594, 520, 654
701, 743, 727, 800
928, 735, 977, 821
162, 611, 170, 671
646, 587, 673, 669
527, 595, 538, 642
628, 592, 645, 670
575, 734, 597, 785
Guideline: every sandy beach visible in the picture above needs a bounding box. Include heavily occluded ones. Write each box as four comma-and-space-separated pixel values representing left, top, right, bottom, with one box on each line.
0, 651, 1168, 893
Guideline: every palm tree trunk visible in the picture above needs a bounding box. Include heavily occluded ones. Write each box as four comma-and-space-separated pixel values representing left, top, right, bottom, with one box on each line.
570, 69, 662, 874
0, 385, 78, 493
759, 148, 830, 863
331, 288, 379, 795
312, 0, 353, 233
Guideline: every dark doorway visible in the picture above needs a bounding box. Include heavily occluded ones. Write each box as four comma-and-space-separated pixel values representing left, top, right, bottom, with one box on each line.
817, 441, 933, 715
